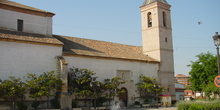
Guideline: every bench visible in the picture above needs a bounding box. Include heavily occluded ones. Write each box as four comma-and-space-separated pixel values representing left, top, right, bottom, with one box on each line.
142, 104, 151, 108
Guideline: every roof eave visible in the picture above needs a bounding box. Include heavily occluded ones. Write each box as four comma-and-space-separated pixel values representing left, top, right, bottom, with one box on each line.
0, 38, 63, 46
62, 52, 159, 64
0, 2, 55, 17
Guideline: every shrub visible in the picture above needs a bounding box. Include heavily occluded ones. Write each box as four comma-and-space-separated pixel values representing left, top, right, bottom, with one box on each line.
176, 101, 191, 110
172, 100, 177, 105
96, 97, 108, 107
188, 103, 203, 110
17, 101, 27, 110
51, 98, 60, 109
134, 101, 141, 105
50, 92, 61, 109
203, 100, 220, 110
144, 99, 149, 104
31, 101, 40, 109
72, 100, 77, 108
176, 100, 220, 110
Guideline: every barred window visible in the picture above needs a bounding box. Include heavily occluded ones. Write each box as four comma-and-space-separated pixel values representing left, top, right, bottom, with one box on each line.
17, 19, 23, 31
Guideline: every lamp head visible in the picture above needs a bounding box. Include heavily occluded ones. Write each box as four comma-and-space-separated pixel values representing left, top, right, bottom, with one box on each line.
213, 32, 220, 46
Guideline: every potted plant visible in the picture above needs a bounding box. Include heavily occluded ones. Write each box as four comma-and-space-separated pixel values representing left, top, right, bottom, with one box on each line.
142, 99, 151, 108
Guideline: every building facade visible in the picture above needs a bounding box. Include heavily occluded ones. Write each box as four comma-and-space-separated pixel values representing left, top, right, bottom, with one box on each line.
175, 83, 185, 101
184, 90, 195, 100
175, 74, 191, 86
0, 0, 175, 107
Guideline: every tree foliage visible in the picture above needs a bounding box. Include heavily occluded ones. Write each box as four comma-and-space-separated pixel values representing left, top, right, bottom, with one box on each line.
0, 76, 26, 101
0, 76, 27, 109
68, 67, 98, 106
188, 52, 219, 98
68, 67, 97, 97
136, 75, 165, 102
26, 71, 62, 100
68, 67, 125, 107
103, 77, 125, 102
0, 71, 62, 109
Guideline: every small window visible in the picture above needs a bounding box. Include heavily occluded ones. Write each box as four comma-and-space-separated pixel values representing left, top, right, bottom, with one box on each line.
165, 37, 168, 42
167, 87, 169, 92
162, 12, 166, 27
17, 19, 23, 31
148, 12, 152, 27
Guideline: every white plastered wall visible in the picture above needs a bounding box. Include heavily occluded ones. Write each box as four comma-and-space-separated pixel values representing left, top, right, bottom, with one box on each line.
0, 9, 53, 35
64, 56, 159, 106
0, 41, 62, 80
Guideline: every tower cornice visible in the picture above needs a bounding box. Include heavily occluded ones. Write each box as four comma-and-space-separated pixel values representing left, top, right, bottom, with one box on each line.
140, 1, 171, 10
141, 0, 169, 7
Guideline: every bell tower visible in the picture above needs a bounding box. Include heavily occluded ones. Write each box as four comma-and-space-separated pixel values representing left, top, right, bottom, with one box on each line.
140, 0, 175, 99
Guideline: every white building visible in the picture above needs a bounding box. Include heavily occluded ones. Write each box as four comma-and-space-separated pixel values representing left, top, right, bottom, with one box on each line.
0, 0, 175, 107
175, 83, 185, 101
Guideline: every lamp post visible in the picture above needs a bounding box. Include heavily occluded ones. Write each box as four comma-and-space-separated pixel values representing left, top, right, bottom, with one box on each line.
213, 32, 220, 76
154, 84, 160, 109
212, 32, 220, 97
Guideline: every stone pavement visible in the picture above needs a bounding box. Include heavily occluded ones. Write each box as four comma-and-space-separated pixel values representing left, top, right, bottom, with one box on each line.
119, 107, 177, 110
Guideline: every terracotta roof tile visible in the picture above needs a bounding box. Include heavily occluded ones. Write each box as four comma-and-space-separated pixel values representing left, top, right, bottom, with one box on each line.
0, 29, 63, 45
53, 35, 157, 62
0, 0, 54, 15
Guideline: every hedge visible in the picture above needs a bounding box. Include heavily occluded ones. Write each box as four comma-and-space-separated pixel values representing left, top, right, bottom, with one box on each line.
176, 100, 220, 110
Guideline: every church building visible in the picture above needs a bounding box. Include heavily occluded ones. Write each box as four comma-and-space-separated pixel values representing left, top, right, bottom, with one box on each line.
0, 0, 175, 107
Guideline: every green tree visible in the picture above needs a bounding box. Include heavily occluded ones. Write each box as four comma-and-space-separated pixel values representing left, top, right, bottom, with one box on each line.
188, 52, 219, 99
0, 76, 27, 109
68, 67, 125, 107
136, 75, 165, 103
68, 67, 97, 107
26, 71, 62, 108
185, 85, 192, 90
103, 77, 125, 104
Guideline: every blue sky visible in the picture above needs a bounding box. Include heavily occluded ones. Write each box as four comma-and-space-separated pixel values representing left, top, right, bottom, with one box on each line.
12, 0, 220, 75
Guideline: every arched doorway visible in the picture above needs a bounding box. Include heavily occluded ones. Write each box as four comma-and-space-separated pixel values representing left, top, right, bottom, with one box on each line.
119, 87, 128, 107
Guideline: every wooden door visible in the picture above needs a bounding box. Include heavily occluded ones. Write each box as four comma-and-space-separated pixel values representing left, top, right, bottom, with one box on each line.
119, 87, 128, 107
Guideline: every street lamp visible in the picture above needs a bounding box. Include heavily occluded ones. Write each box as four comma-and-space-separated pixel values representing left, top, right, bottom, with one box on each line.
213, 32, 220, 98
213, 32, 220, 76
154, 84, 160, 109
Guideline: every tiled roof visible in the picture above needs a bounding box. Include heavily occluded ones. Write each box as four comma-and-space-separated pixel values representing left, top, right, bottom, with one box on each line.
0, 0, 54, 15
0, 29, 63, 45
175, 74, 190, 77
53, 35, 158, 62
